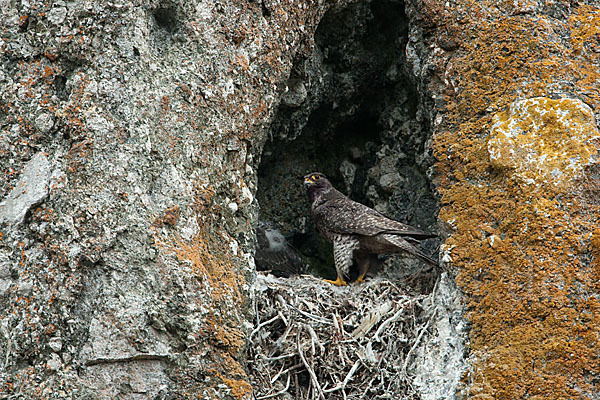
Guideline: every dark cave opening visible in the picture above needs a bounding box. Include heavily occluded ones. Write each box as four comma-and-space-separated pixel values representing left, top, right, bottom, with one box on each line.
256, 0, 439, 288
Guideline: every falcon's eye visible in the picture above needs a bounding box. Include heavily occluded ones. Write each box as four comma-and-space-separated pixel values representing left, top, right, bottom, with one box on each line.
312, 175, 320, 181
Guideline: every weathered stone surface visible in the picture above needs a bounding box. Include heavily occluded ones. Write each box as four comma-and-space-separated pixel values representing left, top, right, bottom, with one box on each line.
0, 0, 338, 398
404, 0, 600, 397
2, 0, 598, 398
412, 273, 467, 400
0, 152, 50, 225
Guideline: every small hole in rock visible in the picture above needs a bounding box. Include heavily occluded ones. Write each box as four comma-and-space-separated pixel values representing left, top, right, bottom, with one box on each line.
261, 1, 271, 18
153, 6, 178, 33
54, 75, 69, 101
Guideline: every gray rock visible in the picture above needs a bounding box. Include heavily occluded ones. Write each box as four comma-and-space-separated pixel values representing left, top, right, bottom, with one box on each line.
48, 337, 63, 352
0, 255, 11, 296
379, 172, 402, 193
281, 79, 308, 107
0, 280, 11, 297
0, 0, 342, 397
0, 152, 50, 225
47, 6, 67, 25
47, 353, 63, 371
34, 113, 55, 133
412, 273, 467, 400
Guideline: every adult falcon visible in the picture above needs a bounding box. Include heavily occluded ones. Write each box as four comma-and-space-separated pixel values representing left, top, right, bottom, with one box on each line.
303, 172, 438, 286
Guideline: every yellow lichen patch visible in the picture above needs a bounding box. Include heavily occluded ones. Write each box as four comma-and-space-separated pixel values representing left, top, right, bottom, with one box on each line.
202, 314, 247, 355
569, 5, 600, 55
488, 97, 599, 189
201, 315, 252, 398
213, 324, 245, 353
155, 224, 252, 397
221, 377, 252, 400
591, 228, 600, 272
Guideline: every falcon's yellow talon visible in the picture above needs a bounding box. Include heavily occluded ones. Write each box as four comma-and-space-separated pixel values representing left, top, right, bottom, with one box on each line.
324, 276, 347, 286
354, 274, 367, 284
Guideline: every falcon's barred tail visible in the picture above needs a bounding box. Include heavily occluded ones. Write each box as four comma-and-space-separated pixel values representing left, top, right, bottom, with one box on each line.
381, 234, 439, 267
412, 249, 439, 267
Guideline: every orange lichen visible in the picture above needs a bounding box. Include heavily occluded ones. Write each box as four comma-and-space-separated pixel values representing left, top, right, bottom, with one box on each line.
153, 177, 252, 394
66, 139, 93, 174
153, 205, 180, 227
164, 232, 242, 304
193, 310, 252, 399
219, 375, 253, 400
430, 2, 600, 398
210, 368, 253, 400
569, 5, 600, 55
591, 228, 600, 261
212, 324, 245, 353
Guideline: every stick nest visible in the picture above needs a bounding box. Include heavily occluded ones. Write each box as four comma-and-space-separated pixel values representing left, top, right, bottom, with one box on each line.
248, 273, 437, 399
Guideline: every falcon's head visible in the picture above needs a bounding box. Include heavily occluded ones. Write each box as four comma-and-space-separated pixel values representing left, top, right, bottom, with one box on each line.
303, 172, 333, 202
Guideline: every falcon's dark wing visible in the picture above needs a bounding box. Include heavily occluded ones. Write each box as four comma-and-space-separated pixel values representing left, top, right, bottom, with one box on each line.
314, 197, 436, 239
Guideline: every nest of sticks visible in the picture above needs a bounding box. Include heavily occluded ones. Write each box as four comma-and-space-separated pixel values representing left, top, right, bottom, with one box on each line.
248, 273, 439, 399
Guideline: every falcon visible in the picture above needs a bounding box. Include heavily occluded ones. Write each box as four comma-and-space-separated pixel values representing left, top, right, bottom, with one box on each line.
303, 172, 438, 286
254, 220, 305, 277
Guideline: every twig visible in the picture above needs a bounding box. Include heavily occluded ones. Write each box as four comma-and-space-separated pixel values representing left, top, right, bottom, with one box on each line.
288, 303, 333, 325
249, 273, 436, 399
249, 314, 280, 341
332, 312, 341, 337
323, 359, 361, 393
256, 374, 291, 400
297, 329, 325, 400
278, 310, 288, 326
271, 363, 303, 384
374, 307, 405, 341
302, 323, 325, 354
351, 301, 392, 339
274, 323, 295, 350
257, 353, 296, 362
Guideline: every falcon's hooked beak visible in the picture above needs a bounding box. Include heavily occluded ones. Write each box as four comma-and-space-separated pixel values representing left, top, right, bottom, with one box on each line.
303, 176, 315, 187
303, 173, 326, 188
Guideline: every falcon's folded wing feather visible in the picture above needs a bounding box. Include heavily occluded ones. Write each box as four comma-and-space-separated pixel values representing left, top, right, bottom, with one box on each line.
314, 197, 436, 239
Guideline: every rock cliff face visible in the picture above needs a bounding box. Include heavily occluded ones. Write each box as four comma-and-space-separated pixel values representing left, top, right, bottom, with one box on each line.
0, 0, 334, 398
1, 0, 599, 399
404, 0, 600, 398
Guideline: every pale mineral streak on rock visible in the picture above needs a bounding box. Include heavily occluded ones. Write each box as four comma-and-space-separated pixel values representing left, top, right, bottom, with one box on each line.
488, 97, 599, 187
0, 152, 50, 225
412, 273, 467, 400
0, 252, 11, 296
